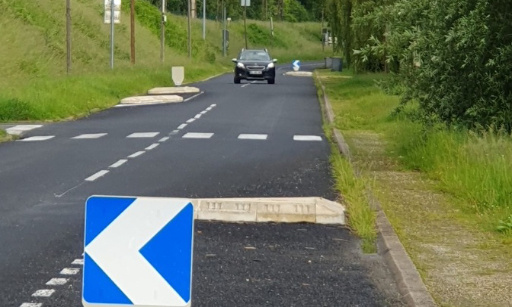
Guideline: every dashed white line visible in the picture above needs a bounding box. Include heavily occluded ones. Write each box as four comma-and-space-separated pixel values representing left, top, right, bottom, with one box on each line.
72, 259, 84, 265
186, 118, 196, 123
177, 124, 187, 129
293, 135, 323, 141
238, 134, 268, 140
85, 170, 109, 182
128, 151, 145, 158
72, 133, 107, 139
32, 289, 55, 297
211, 104, 217, 107
46, 278, 68, 286
19, 136, 55, 142
60, 268, 80, 275
200, 111, 208, 114
109, 159, 127, 168
145, 143, 159, 150
182, 132, 214, 139
20, 303, 43, 307
170, 130, 179, 135
159, 137, 170, 142
127, 132, 159, 138
194, 114, 202, 119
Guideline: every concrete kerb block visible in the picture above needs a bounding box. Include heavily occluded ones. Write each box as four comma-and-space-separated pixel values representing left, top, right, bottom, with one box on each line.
285, 71, 313, 77
193, 197, 346, 225
148, 87, 200, 95
119, 95, 183, 105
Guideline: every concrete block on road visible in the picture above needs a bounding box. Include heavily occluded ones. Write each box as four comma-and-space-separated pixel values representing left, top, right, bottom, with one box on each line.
148, 87, 200, 95
194, 197, 345, 225
119, 95, 183, 105
285, 71, 313, 77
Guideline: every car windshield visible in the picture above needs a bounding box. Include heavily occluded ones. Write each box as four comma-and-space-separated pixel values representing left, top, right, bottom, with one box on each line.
239, 51, 271, 61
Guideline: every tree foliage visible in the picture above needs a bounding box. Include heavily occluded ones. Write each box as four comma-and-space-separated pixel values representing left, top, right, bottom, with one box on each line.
327, 0, 512, 130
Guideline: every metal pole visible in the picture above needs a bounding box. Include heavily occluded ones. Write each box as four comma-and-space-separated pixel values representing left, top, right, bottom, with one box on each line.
270, 16, 273, 47
66, 0, 71, 74
222, 2, 226, 57
188, 0, 192, 58
130, 0, 135, 64
202, 0, 206, 40
321, 9, 324, 52
243, 4, 247, 49
110, 0, 114, 69
160, 0, 165, 63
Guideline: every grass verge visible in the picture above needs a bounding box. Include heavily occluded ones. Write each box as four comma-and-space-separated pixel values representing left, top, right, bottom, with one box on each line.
315, 68, 512, 306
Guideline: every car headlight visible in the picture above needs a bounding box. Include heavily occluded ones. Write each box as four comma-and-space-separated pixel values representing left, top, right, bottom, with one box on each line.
267, 62, 275, 68
237, 62, 245, 69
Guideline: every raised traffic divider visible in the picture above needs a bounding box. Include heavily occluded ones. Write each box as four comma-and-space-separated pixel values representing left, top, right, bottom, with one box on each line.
119, 95, 183, 106
285, 71, 313, 77
147, 87, 200, 95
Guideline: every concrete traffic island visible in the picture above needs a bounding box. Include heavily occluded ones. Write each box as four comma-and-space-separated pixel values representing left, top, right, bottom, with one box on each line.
119, 95, 184, 105
191, 197, 345, 225
285, 71, 313, 77
148, 86, 200, 95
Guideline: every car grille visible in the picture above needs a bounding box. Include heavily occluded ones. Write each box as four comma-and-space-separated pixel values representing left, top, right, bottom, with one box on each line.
247, 66, 265, 70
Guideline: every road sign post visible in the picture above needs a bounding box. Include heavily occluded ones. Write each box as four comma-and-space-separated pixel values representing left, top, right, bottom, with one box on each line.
293, 60, 301, 71
241, 0, 250, 49
83, 196, 194, 307
104, 0, 121, 69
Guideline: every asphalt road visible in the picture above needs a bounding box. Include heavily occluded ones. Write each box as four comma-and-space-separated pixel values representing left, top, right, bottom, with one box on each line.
0, 64, 405, 306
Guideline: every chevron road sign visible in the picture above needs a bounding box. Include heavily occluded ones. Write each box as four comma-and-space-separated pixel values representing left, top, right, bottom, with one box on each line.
292, 60, 301, 71
83, 196, 194, 307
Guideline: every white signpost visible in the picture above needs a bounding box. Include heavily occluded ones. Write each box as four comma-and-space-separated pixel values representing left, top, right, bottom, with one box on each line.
83, 196, 194, 307
104, 0, 122, 24
172, 67, 185, 86
241, 0, 251, 6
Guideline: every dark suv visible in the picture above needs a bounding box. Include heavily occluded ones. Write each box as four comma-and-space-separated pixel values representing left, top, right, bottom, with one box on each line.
232, 49, 277, 84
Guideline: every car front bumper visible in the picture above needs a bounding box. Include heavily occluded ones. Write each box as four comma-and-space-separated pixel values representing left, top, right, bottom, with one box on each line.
235, 67, 276, 80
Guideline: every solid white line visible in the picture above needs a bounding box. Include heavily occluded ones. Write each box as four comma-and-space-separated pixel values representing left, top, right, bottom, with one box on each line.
159, 137, 170, 142
72, 133, 107, 139
238, 134, 268, 140
109, 159, 128, 168
60, 268, 80, 275
145, 143, 159, 150
128, 151, 145, 158
72, 259, 84, 265
85, 170, 109, 182
184, 91, 204, 102
293, 135, 322, 141
32, 289, 55, 297
182, 132, 214, 139
20, 303, 43, 307
19, 136, 55, 142
186, 118, 195, 123
194, 114, 202, 119
127, 132, 159, 138
46, 278, 68, 286
177, 124, 187, 129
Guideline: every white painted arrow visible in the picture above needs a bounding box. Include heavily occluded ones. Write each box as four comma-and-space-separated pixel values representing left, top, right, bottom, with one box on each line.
85, 198, 191, 306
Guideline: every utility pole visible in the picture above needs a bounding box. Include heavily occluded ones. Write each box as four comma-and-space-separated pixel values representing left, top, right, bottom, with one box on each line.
243, 2, 248, 49
130, 0, 135, 64
188, 0, 192, 58
202, 0, 206, 40
110, 0, 114, 69
66, 0, 71, 74
321, 9, 324, 52
160, 0, 166, 63
222, 0, 226, 57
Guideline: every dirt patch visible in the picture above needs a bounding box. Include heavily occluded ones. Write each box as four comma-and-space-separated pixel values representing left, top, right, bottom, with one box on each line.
347, 130, 512, 307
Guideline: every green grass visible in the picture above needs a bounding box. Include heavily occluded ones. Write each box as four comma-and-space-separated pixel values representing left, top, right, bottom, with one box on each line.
316, 69, 512, 238
0, 0, 327, 122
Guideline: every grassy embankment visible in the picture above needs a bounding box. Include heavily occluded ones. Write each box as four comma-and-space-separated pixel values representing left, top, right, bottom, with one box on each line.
317, 69, 512, 306
0, 0, 327, 122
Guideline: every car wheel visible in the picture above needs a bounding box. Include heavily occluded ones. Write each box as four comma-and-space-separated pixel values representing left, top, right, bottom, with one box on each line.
268, 78, 275, 84
234, 77, 241, 84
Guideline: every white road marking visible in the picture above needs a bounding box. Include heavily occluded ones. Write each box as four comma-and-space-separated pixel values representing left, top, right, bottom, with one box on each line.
109, 159, 128, 168
159, 137, 170, 142
184, 91, 204, 102
186, 118, 195, 123
85, 170, 109, 182
127, 132, 159, 138
211, 104, 217, 107
177, 124, 187, 130
182, 132, 214, 139
20, 303, 43, 307
200, 111, 208, 114
145, 143, 159, 150
46, 278, 68, 286
128, 151, 145, 158
32, 289, 55, 297
19, 136, 55, 142
60, 268, 80, 275
238, 134, 268, 140
293, 135, 322, 141
72, 259, 84, 265
170, 130, 179, 135
194, 114, 202, 119
72, 133, 107, 139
